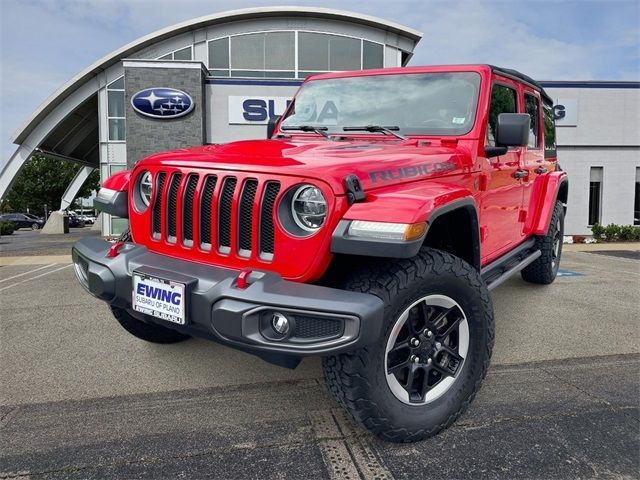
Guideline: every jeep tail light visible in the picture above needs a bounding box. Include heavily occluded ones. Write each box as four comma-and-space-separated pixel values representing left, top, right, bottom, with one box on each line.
348, 221, 427, 241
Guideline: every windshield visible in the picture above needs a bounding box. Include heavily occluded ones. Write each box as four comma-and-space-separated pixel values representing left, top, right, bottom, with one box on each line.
280, 72, 481, 136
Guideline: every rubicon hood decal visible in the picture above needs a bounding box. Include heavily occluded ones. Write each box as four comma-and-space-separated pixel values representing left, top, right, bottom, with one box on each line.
131, 88, 194, 119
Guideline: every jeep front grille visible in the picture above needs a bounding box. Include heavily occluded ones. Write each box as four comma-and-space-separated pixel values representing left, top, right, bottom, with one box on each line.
151, 170, 280, 260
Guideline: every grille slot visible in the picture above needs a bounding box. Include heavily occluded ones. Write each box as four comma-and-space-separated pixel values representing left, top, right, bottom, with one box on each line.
166, 173, 182, 242
259, 182, 281, 258
182, 174, 199, 245
151, 169, 280, 261
199, 175, 218, 249
238, 179, 258, 256
152, 172, 166, 239
218, 177, 237, 253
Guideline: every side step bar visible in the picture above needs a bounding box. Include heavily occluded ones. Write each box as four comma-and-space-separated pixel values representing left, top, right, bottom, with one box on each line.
481, 239, 541, 291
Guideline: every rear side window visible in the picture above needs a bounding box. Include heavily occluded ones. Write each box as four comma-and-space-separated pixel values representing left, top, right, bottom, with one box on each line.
525, 94, 540, 148
486, 84, 517, 146
543, 102, 557, 157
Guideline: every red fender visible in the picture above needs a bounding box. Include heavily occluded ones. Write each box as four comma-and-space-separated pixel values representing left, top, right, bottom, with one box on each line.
343, 181, 476, 224
524, 171, 568, 235
102, 170, 131, 192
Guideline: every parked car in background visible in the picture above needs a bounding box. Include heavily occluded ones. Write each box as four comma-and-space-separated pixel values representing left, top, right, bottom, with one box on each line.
66, 211, 85, 228
73, 212, 95, 224
0, 213, 45, 230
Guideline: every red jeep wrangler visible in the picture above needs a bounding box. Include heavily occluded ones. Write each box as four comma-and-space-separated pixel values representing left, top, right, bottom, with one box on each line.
74, 64, 567, 442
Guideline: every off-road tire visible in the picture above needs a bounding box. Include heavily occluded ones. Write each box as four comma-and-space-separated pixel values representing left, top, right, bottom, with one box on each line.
521, 201, 564, 285
322, 248, 494, 443
111, 306, 191, 344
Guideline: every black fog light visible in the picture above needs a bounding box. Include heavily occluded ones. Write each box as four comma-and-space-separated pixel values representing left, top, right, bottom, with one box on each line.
271, 312, 291, 335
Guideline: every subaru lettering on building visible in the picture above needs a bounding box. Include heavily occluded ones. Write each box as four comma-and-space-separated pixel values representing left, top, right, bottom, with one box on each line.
131, 87, 194, 119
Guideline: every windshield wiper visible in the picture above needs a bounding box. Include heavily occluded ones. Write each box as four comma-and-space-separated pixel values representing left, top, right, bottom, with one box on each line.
342, 125, 407, 140
280, 125, 332, 139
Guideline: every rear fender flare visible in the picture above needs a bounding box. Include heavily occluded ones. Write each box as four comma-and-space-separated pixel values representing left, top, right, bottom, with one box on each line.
524, 172, 568, 235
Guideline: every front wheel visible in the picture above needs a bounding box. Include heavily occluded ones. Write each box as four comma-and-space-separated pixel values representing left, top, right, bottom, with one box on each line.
31, 223, 40, 230
323, 248, 494, 443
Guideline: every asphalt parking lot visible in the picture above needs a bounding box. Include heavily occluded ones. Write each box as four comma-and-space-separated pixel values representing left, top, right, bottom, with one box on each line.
0, 241, 638, 479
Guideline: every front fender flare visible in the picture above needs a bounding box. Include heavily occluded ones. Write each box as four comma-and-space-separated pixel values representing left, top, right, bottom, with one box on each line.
331, 183, 480, 268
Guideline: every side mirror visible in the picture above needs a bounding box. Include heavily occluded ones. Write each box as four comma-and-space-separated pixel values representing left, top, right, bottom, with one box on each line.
496, 113, 530, 147
267, 115, 281, 139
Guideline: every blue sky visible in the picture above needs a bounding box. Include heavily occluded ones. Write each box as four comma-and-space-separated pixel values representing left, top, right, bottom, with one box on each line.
1, 0, 639, 165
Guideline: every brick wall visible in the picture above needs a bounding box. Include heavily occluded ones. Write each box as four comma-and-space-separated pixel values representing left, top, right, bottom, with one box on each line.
124, 62, 206, 168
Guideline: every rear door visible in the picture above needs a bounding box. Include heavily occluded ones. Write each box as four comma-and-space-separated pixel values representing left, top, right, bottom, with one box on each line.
480, 80, 523, 262
519, 90, 555, 238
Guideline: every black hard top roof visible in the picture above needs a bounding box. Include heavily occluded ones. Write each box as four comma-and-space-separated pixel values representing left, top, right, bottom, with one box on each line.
490, 65, 554, 105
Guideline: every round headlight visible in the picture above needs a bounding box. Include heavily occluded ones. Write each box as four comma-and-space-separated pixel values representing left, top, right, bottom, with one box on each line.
291, 185, 327, 231
139, 171, 153, 207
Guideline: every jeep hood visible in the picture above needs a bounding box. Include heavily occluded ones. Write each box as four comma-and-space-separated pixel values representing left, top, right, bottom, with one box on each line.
138, 138, 470, 194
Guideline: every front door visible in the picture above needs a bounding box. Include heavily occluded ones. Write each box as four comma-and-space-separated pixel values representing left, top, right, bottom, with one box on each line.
479, 81, 524, 263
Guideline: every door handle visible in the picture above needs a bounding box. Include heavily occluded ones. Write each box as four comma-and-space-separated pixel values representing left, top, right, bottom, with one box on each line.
513, 170, 529, 179
535, 166, 548, 174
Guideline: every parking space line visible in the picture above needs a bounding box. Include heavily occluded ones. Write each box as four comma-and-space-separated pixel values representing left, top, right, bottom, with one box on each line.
331, 409, 395, 480
308, 410, 362, 480
0, 264, 72, 292
0, 264, 57, 283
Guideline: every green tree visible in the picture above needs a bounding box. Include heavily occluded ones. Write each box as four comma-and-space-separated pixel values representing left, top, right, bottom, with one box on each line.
1, 155, 100, 216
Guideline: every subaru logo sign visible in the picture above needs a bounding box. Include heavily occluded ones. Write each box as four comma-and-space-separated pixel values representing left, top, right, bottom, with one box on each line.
131, 87, 194, 119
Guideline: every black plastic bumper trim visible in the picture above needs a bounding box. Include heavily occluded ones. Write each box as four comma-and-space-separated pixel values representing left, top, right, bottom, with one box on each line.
93, 191, 128, 218
72, 237, 384, 358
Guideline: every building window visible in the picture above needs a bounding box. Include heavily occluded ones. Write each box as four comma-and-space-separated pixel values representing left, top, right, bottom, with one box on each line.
107, 77, 125, 141
158, 45, 193, 61
363, 40, 384, 69
229, 32, 295, 78
486, 84, 517, 146
634, 168, 640, 225
207, 31, 384, 79
524, 93, 540, 148
589, 167, 603, 226
298, 32, 360, 73
209, 37, 230, 77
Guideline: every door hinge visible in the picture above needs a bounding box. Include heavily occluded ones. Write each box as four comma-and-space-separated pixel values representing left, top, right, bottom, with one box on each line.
518, 210, 527, 222
344, 175, 366, 205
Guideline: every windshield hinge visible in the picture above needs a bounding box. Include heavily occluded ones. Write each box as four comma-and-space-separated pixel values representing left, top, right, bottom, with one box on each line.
344, 175, 366, 205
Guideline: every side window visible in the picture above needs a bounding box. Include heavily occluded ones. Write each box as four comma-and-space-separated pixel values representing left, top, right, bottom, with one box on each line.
543, 102, 557, 157
525, 94, 540, 149
486, 84, 517, 146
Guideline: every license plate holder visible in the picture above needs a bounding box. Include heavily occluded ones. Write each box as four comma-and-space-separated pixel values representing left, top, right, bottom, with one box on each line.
132, 271, 186, 325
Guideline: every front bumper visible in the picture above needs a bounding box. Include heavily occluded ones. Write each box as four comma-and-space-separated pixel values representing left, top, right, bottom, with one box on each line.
72, 237, 384, 364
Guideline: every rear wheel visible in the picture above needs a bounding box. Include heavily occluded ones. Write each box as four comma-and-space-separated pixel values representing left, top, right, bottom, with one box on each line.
323, 248, 494, 443
521, 201, 564, 285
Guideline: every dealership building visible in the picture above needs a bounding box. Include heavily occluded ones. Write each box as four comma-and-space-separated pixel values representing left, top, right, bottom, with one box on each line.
1, 6, 638, 236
